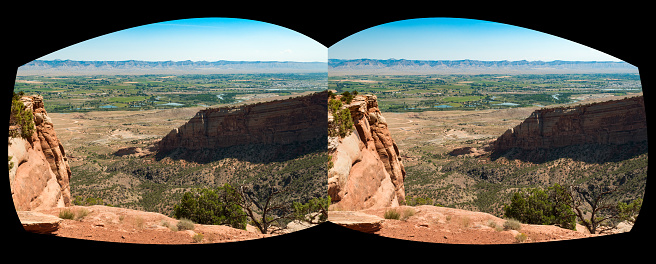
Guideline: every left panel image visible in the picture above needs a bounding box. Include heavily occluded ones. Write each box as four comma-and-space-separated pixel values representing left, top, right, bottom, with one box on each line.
10, 17, 329, 244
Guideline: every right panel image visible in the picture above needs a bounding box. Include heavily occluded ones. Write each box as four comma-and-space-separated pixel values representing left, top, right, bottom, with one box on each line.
326, 17, 646, 244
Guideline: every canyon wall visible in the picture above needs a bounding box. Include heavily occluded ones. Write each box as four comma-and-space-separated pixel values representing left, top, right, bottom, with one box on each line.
158, 91, 328, 159
8, 95, 72, 211
328, 94, 406, 211
490, 95, 647, 161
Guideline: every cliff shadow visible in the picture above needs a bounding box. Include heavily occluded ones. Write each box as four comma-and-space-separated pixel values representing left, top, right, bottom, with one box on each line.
489, 140, 648, 164
154, 135, 327, 164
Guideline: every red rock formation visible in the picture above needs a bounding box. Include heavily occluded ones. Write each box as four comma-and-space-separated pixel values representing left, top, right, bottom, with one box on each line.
8, 95, 72, 211
490, 95, 647, 157
158, 91, 328, 154
328, 94, 406, 211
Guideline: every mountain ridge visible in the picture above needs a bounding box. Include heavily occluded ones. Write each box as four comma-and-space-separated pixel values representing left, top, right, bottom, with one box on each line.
328, 58, 639, 75
17, 59, 329, 75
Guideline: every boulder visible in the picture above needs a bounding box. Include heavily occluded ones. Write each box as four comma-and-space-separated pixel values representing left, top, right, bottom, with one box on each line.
17, 210, 63, 234
328, 211, 384, 233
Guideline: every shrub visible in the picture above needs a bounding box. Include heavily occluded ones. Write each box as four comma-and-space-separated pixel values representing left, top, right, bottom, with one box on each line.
192, 233, 204, 243
134, 216, 145, 229
515, 233, 528, 243
161, 220, 178, 231
177, 218, 195, 231
59, 209, 75, 220
10, 92, 35, 139
503, 183, 576, 230
503, 218, 522, 231
340, 91, 354, 104
8, 156, 14, 172
384, 209, 401, 220
75, 208, 89, 220
328, 99, 353, 138
172, 184, 248, 230
383, 208, 415, 221
616, 198, 642, 224
402, 208, 415, 220
292, 196, 330, 224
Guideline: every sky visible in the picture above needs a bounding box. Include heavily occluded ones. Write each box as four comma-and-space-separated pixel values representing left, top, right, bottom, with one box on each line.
38, 17, 328, 62
38, 17, 621, 63
328, 17, 622, 62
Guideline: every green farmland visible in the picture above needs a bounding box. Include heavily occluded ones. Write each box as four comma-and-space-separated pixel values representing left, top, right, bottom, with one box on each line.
13, 73, 328, 113
329, 73, 642, 112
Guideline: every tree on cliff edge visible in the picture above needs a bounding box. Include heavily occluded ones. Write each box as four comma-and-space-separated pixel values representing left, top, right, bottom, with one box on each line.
9, 91, 35, 139
328, 98, 353, 138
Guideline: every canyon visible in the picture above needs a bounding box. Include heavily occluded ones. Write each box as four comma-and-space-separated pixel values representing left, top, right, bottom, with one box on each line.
489, 95, 647, 162
157, 91, 328, 162
11, 90, 645, 245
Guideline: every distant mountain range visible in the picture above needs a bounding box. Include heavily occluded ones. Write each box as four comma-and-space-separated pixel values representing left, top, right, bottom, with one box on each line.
16, 60, 329, 75
328, 59, 639, 75
16, 59, 639, 76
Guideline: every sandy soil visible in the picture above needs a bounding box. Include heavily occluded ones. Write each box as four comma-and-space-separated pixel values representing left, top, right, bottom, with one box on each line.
361, 205, 598, 244
32, 205, 268, 244
21, 204, 633, 246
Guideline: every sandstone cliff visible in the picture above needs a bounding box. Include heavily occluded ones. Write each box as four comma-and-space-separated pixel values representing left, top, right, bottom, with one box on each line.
157, 91, 328, 162
328, 94, 406, 211
490, 95, 647, 162
8, 95, 72, 211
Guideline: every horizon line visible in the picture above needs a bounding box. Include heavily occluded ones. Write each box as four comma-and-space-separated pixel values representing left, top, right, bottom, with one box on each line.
328, 58, 630, 63
26, 58, 632, 64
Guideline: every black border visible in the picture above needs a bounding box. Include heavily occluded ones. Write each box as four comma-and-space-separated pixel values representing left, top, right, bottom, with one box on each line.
5, 4, 652, 260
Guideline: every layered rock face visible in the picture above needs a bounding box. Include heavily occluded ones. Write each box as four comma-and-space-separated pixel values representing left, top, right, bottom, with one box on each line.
328, 94, 406, 211
490, 95, 647, 159
158, 91, 328, 156
8, 95, 72, 211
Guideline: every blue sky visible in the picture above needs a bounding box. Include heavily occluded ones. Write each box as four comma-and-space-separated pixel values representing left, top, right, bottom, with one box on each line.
329, 18, 622, 62
38, 18, 328, 62
38, 17, 621, 63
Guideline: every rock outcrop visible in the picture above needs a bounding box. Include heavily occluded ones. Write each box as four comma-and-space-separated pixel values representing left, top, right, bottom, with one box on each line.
327, 211, 384, 233
328, 94, 406, 211
158, 91, 328, 161
9, 95, 72, 211
490, 95, 647, 162
17, 210, 64, 234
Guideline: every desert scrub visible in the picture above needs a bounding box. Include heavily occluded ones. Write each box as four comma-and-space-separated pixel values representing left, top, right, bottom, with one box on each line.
134, 216, 145, 229
75, 208, 90, 220
58, 208, 89, 220
384, 208, 415, 221
177, 218, 195, 231
10, 92, 35, 139
515, 232, 528, 243
384, 209, 401, 220
402, 208, 415, 220
328, 98, 353, 138
59, 209, 76, 220
161, 220, 178, 231
503, 218, 522, 231
460, 216, 471, 228
487, 219, 504, 231
192, 233, 204, 243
